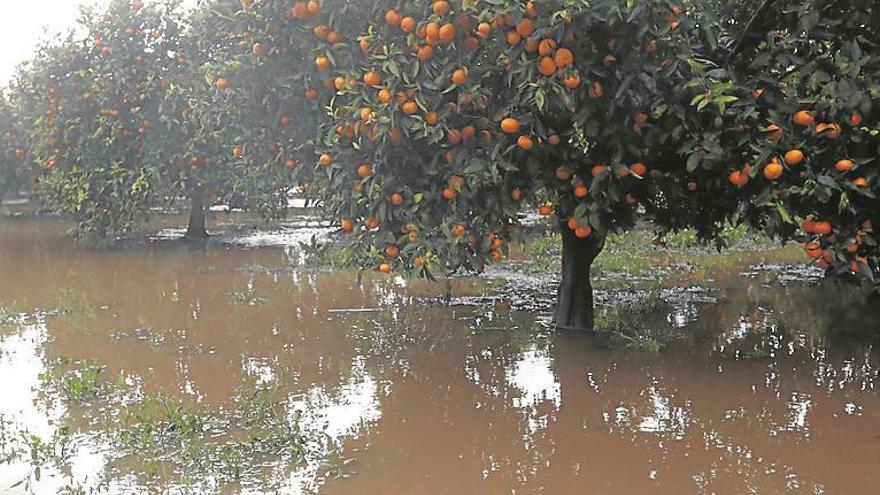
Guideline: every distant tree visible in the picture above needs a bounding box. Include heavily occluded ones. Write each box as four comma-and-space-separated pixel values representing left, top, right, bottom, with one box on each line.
0, 93, 30, 200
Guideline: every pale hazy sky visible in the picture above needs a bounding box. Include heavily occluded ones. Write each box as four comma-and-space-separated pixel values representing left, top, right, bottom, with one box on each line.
0, 0, 196, 85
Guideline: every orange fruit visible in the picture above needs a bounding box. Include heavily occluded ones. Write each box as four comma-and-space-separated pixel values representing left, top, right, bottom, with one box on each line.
575, 226, 592, 239
452, 224, 466, 237
385, 9, 402, 26
285, 159, 296, 169
804, 241, 822, 258
477, 22, 491, 37
574, 185, 588, 198
567, 217, 580, 230
517, 135, 534, 150
359, 39, 370, 52
307, 0, 320, 14
215, 77, 230, 89
252, 43, 265, 56
630, 162, 647, 176
232, 145, 244, 158
442, 187, 457, 200
792, 110, 815, 127
385, 245, 400, 258
849, 112, 863, 127
835, 159, 854, 172
379, 263, 392, 274
402, 100, 419, 115
538, 57, 557, 76
539, 205, 553, 216
554, 47, 574, 67
784, 150, 804, 166
413, 255, 426, 266
548, 134, 561, 145
763, 160, 783, 181
363, 71, 381, 86
538, 39, 556, 56
590, 81, 604, 98
357, 164, 372, 177
417, 45, 434, 61
433, 0, 450, 16
319, 153, 332, 166
854, 177, 869, 187
816, 123, 842, 139
451, 68, 468, 85
516, 18, 534, 36
315, 56, 330, 70
326, 31, 340, 45
390, 193, 403, 206
813, 221, 832, 235
563, 72, 581, 89
506, 30, 522, 45
729, 169, 749, 187
439, 23, 456, 43
425, 111, 439, 125
401, 16, 417, 33
765, 124, 783, 142
500, 117, 520, 134
341, 218, 354, 232
591, 164, 607, 177
377, 89, 392, 104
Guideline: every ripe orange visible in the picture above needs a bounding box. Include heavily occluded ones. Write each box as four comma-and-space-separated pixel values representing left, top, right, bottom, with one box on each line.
451, 68, 468, 85
379, 263, 392, 274
538, 39, 556, 56
835, 159, 854, 172
215, 77, 230, 89
591, 164, 607, 177
765, 124, 783, 142
538, 57, 557, 76
567, 217, 579, 230
784, 150, 804, 166
442, 187, 457, 200
575, 226, 593, 239
233, 145, 244, 159
319, 153, 332, 166
854, 177, 869, 187
359, 39, 370, 52
849, 112, 863, 127
792, 110, 815, 127
307, 0, 320, 14
413, 255, 426, 266
439, 23, 456, 43
539, 205, 553, 216
357, 164, 372, 177
574, 185, 588, 198
252, 43, 264, 56
385, 9, 402, 26
425, 111, 439, 125
548, 134, 561, 145
433, 0, 450, 15
402, 100, 419, 115
326, 31, 340, 44
285, 159, 296, 169
452, 224, 466, 237
363, 71, 381, 86
816, 123, 841, 139
400, 16, 417, 33
763, 160, 783, 181
500, 117, 520, 134
517, 135, 534, 150
554, 47, 574, 67
390, 193, 403, 206
491, 250, 504, 262
804, 241, 822, 258
516, 18, 534, 36
563, 72, 581, 89
417, 45, 434, 61
341, 218, 354, 232
377, 89, 392, 104
813, 221, 832, 235
729, 168, 749, 187
385, 245, 400, 258
315, 56, 330, 70
630, 162, 647, 176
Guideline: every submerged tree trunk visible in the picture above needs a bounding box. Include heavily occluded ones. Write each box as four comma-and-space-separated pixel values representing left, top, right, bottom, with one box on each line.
185, 186, 208, 239
553, 223, 606, 331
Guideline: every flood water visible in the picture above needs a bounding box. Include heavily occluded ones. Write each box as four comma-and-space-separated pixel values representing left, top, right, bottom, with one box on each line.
0, 213, 878, 494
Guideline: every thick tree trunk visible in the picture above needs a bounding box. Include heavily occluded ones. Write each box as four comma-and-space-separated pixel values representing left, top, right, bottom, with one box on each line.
553, 223, 606, 331
185, 187, 208, 239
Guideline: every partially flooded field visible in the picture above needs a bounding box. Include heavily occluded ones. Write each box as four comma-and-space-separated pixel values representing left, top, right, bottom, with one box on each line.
1, 212, 878, 494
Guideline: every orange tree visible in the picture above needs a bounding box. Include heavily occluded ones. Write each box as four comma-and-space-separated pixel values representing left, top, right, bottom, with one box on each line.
294, 0, 724, 330
674, 0, 879, 289
10, 0, 196, 238
0, 93, 30, 199
179, 0, 335, 225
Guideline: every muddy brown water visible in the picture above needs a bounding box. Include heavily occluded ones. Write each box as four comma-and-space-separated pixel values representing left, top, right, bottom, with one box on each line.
0, 213, 878, 494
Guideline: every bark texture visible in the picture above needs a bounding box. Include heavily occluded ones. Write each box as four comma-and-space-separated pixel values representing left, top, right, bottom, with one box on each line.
553, 224, 606, 331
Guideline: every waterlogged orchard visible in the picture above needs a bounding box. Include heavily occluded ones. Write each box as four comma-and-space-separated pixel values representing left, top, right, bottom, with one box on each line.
0, 0, 879, 493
